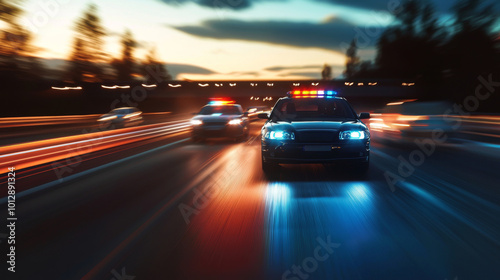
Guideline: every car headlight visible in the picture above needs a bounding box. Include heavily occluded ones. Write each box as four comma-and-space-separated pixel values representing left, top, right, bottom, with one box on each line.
228, 119, 242, 125
98, 115, 117, 122
190, 119, 203, 125
123, 112, 142, 119
264, 131, 295, 140
339, 130, 367, 140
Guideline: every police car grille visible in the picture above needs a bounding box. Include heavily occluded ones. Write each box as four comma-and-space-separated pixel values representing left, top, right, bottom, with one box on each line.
296, 131, 337, 143
203, 120, 227, 126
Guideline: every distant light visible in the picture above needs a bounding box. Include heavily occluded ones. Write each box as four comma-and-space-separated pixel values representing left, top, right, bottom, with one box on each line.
293, 83, 300, 86
250, 96, 254, 100
52, 86, 69, 90
312, 83, 319, 86
368, 82, 377, 86
251, 83, 257, 87
117, 85, 130, 89
387, 102, 404, 106
229, 83, 237, 87
101, 85, 117, 89
358, 83, 364, 86
393, 123, 410, 127
215, 83, 222, 87
198, 83, 209, 87
168, 84, 182, 88
52, 86, 82, 91
142, 84, 157, 88
267, 83, 274, 87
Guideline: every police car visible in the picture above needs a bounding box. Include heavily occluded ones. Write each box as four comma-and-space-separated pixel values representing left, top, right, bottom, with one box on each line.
191, 99, 249, 142
259, 90, 370, 174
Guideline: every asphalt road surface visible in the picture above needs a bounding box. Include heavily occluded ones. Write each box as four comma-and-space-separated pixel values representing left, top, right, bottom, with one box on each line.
1, 120, 500, 280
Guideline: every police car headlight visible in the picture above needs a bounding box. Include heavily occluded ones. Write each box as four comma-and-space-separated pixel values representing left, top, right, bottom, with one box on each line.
265, 131, 295, 140
228, 119, 242, 125
339, 130, 366, 140
190, 119, 203, 125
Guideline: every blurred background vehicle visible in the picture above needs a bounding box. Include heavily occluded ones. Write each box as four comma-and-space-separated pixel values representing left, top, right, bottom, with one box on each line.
369, 100, 458, 144
245, 106, 271, 121
98, 107, 143, 127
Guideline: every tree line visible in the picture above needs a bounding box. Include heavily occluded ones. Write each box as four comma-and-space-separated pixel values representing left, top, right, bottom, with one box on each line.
0, 1, 171, 85
343, 0, 500, 101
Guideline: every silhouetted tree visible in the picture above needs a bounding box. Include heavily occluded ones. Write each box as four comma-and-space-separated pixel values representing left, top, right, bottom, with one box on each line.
0, 0, 44, 83
66, 4, 106, 82
112, 29, 137, 81
142, 47, 171, 83
321, 64, 332, 80
376, 0, 444, 90
446, 0, 498, 81
344, 39, 359, 79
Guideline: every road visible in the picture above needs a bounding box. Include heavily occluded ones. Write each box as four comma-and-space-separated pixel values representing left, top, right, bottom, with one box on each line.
1, 120, 500, 280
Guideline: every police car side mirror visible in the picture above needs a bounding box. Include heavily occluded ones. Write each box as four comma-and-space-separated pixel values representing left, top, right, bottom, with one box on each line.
257, 113, 269, 119
243, 112, 249, 117
359, 112, 370, 119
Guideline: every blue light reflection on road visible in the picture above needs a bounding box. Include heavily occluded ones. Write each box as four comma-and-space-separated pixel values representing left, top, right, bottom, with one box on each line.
264, 181, 377, 279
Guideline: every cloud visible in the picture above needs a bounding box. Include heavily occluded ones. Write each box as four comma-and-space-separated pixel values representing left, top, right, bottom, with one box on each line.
314, 0, 397, 11
167, 63, 217, 79
226, 70, 260, 77
157, 0, 253, 10
172, 18, 379, 50
265, 65, 322, 72
278, 71, 321, 79
315, 0, 498, 14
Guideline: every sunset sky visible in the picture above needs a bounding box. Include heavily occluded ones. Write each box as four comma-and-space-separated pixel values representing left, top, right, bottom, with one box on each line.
15, 0, 495, 80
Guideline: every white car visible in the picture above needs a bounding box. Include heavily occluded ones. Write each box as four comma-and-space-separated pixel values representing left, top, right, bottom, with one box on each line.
98, 107, 143, 127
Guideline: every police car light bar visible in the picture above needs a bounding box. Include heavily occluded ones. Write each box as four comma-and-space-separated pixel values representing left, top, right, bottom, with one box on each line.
208, 98, 235, 105
288, 90, 338, 98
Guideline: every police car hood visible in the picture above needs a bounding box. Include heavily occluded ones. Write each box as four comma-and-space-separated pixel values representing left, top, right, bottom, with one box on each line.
193, 114, 241, 121
268, 120, 366, 131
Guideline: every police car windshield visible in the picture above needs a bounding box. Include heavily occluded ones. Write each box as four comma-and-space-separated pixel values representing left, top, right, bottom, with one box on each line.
271, 99, 357, 121
198, 105, 242, 115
